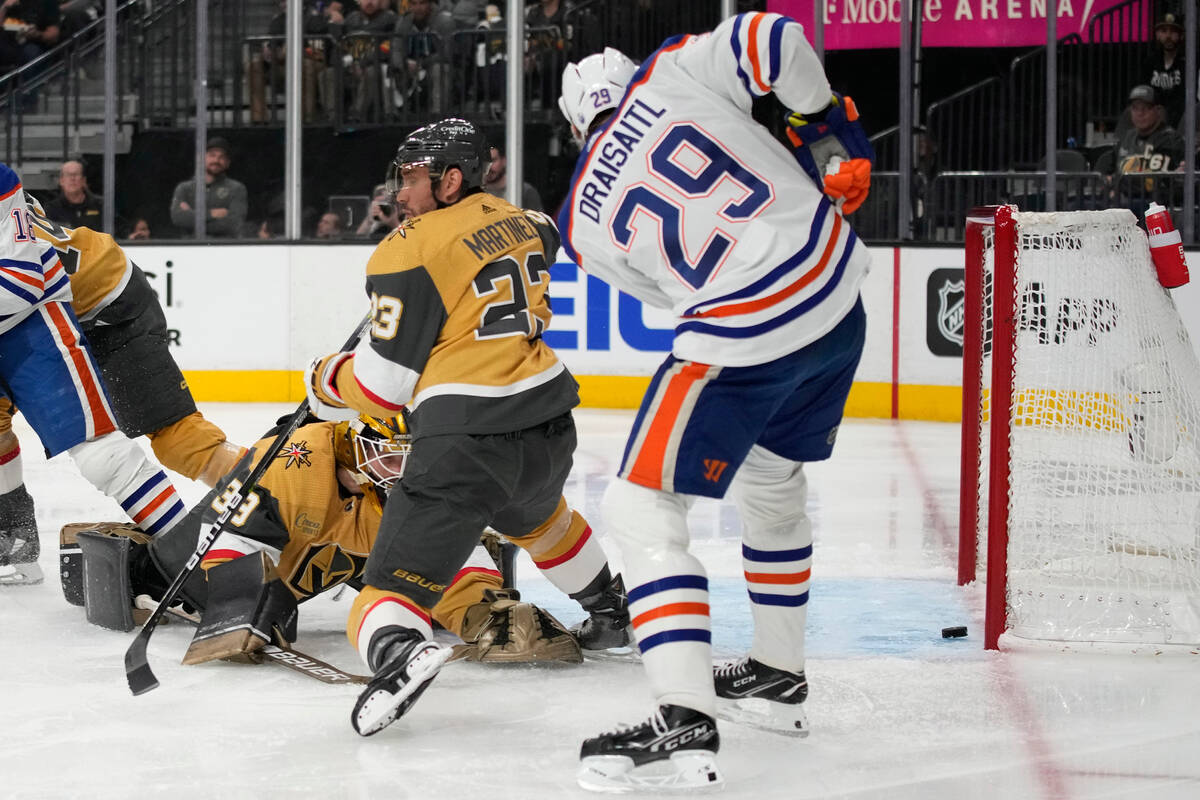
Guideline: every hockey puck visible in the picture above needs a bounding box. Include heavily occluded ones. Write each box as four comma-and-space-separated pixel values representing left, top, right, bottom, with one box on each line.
941, 626, 968, 639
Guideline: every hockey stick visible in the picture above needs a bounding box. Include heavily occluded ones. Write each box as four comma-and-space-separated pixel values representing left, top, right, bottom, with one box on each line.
125, 314, 372, 696
132, 596, 370, 685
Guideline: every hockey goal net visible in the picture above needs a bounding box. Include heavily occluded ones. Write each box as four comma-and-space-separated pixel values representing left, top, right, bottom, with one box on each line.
959, 205, 1200, 653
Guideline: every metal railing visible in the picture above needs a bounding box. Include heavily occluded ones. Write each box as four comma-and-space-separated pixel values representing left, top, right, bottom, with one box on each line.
1, 1, 142, 164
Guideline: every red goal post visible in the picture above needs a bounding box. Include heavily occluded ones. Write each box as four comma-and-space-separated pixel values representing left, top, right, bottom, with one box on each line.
959, 205, 1200, 654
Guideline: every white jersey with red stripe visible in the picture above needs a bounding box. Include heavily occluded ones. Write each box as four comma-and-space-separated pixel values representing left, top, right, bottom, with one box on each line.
0, 164, 70, 335
557, 13, 870, 368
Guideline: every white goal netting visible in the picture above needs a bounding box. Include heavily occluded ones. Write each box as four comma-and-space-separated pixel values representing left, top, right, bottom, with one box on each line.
969, 208, 1200, 650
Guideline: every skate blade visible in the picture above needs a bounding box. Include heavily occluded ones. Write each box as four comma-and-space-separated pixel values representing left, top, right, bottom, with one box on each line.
352, 645, 452, 736
0, 562, 43, 586
581, 645, 641, 663
716, 696, 809, 738
577, 751, 724, 793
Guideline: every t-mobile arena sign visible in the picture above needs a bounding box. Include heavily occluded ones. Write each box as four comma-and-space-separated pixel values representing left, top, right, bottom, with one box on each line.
767, 1, 1138, 49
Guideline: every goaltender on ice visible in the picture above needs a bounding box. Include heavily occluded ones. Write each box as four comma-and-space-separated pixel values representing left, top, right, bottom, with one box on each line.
556, 11, 871, 792
60, 412, 615, 667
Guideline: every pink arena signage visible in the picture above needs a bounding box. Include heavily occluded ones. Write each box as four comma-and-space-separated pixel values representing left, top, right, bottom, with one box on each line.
767, 0, 1139, 49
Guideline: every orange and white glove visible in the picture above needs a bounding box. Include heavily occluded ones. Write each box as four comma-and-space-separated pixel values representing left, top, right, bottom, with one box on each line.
786, 93, 875, 215
304, 352, 359, 422
821, 156, 872, 215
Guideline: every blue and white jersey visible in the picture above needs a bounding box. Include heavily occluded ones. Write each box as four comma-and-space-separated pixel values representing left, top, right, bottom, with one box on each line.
0, 163, 70, 334
558, 13, 870, 367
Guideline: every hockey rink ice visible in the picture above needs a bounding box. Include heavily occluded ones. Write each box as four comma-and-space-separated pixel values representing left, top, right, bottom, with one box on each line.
2, 404, 1198, 799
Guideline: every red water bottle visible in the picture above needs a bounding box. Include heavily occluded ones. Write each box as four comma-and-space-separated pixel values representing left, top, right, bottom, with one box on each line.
1144, 202, 1191, 288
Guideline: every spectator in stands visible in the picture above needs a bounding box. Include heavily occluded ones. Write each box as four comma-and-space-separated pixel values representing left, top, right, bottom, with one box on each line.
1143, 12, 1186, 129
315, 210, 345, 239
247, 0, 330, 124
0, 0, 61, 74
44, 159, 103, 229
524, 0, 600, 111
483, 135, 543, 211
391, 0, 455, 115
169, 137, 249, 239
324, 0, 398, 123
1109, 84, 1185, 210
446, 0, 483, 28
124, 217, 151, 240
355, 182, 401, 241
469, 3, 505, 113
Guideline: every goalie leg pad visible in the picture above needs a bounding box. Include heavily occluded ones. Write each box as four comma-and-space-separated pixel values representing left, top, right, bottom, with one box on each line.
182, 552, 298, 665
60, 522, 140, 607
76, 526, 152, 631
454, 589, 583, 664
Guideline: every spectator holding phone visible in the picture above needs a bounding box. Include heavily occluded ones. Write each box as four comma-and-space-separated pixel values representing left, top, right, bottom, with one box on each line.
355, 183, 401, 240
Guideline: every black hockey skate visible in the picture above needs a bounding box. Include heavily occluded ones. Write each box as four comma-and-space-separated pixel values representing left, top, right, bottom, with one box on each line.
713, 656, 809, 737
577, 704, 724, 792
571, 573, 635, 655
351, 630, 452, 736
0, 485, 41, 586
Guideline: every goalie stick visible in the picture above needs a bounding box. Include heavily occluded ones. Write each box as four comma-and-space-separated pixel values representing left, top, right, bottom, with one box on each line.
133, 595, 370, 685
125, 314, 372, 696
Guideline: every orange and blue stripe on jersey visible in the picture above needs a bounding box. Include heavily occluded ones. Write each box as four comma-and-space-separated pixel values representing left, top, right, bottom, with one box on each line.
676, 199, 859, 340
628, 574, 711, 653
743, 543, 811, 608
730, 12, 794, 99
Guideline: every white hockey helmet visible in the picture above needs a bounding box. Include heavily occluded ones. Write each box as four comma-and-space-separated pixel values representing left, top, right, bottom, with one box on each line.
558, 47, 638, 144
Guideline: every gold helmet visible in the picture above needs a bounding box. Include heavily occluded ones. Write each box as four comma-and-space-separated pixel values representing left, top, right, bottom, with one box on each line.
334, 413, 411, 491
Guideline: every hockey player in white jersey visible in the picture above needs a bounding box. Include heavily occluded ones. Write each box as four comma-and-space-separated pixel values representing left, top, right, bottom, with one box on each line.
0, 163, 189, 586
557, 13, 872, 792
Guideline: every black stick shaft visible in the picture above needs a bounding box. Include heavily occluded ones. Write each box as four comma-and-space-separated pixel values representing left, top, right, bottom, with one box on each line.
125, 314, 372, 695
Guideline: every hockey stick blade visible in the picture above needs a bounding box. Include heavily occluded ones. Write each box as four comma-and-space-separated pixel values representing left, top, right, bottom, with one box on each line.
125, 633, 159, 695
123, 313, 372, 695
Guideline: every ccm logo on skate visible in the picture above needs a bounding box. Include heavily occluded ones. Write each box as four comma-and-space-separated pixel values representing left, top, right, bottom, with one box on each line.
655, 723, 714, 752
732, 676, 755, 688
390, 568, 446, 593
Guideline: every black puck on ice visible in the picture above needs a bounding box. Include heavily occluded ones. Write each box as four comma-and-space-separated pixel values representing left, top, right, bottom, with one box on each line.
941, 626, 968, 639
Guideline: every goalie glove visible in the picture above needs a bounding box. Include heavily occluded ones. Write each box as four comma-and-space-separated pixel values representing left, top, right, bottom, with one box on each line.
786, 93, 874, 215
304, 352, 359, 422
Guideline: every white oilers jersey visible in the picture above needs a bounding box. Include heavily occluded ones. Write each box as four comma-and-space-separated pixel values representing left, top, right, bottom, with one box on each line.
557, 12, 871, 367
0, 164, 70, 334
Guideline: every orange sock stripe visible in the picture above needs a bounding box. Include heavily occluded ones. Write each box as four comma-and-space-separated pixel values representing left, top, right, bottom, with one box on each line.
744, 569, 811, 585
131, 486, 176, 524
632, 602, 710, 628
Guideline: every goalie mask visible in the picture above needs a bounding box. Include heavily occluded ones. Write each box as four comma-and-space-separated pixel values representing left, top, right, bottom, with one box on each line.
558, 47, 638, 146
385, 118, 490, 196
335, 414, 411, 492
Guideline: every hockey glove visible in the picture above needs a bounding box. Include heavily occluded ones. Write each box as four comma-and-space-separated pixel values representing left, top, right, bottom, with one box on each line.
304, 353, 359, 422
786, 93, 874, 215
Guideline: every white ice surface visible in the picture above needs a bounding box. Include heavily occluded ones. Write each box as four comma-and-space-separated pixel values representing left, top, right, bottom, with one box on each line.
2, 406, 1198, 800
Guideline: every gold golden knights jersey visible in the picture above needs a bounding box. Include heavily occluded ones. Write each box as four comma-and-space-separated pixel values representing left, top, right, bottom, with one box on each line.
195, 420, 503, 635
26, 204, 133, 321
201, 422, 380, 600
332, 192, 580, 438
